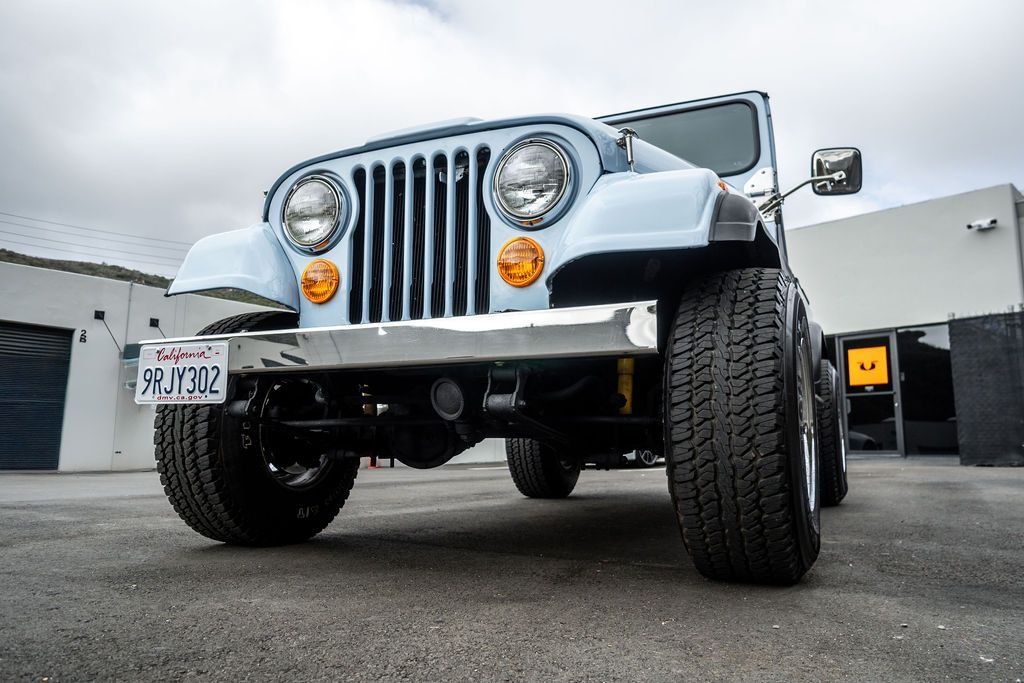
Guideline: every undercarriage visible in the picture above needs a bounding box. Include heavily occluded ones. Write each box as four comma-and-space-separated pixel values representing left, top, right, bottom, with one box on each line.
226, 355, 664, 471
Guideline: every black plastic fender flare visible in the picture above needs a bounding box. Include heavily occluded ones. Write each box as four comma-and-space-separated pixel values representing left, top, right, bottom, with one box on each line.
708, 192, 760, 242
808, 320, 827, 382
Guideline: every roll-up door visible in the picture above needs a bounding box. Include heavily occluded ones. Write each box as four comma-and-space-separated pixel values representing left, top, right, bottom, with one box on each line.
0, 320, 72, 469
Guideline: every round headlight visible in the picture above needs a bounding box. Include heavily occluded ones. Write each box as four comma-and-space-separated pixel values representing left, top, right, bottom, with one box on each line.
493, 139, 570, 221
283, 176, 341, 248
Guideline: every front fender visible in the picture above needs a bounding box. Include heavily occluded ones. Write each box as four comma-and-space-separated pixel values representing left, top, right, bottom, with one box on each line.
167, 223, 299, 310
547, 169, 723, 280
809, 320, 828, 382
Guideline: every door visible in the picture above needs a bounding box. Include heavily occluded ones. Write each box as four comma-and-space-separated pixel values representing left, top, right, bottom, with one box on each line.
896, 324, 959, 455
0, 320, 72, 469
838, 332, 904, 455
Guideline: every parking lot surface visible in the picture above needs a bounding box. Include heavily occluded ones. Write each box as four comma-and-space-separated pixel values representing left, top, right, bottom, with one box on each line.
1, 458, 1022, 682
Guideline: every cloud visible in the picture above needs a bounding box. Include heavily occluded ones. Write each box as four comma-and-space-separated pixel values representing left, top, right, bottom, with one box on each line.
0, 0, 1021, 275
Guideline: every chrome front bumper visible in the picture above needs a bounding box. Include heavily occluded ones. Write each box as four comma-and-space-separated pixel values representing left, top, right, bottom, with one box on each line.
140, 301, 659, 374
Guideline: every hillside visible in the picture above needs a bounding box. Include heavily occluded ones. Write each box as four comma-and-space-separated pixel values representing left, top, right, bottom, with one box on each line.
0, 249, 284, 308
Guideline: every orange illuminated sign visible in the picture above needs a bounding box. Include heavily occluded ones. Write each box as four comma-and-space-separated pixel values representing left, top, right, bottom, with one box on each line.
847, 346, 889, 387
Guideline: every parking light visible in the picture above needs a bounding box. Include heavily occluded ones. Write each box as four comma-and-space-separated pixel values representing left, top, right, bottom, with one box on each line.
301, 259, 340, 303
497, 237, 544, 287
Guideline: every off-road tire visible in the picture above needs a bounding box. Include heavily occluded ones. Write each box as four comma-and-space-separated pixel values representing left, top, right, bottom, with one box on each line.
154, 311, 359, 545
817, 361, 849, 506
506, 438, 580, 498
664, 268, 821, 584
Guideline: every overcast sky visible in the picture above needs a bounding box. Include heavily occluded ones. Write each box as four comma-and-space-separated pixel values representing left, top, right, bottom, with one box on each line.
0, 0, 1021, 276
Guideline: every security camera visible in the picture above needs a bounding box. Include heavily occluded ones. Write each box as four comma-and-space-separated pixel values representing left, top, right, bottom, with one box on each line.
966, 218, 998, 231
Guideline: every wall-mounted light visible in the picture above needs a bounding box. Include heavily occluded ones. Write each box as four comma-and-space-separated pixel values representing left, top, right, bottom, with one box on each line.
93, 310, 120, 352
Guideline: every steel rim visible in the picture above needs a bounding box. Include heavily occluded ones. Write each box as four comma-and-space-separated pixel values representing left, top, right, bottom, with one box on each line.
258, 380, 333, 491
837, 393, 848, 474
796, 335, 819, 532
637, 449, 658, 466
265, 457, 329, 489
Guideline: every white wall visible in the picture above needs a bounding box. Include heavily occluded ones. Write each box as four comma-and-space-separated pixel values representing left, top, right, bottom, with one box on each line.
450, 439, 506, 464
0, 263, 268, 471
787, 184, 1024, 335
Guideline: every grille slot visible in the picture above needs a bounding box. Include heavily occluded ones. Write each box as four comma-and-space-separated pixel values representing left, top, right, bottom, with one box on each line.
430, 154, 447, 319
348, 169, 367, 324
368, 165, 387, 323
453, 151, 470, 316
473, 147, 491, 315
348, 146, 491, 323
410, 159, 427, 320
389, 162, 406, 322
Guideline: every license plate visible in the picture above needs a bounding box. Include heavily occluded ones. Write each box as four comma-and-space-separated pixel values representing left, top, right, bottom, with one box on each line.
134, 342, 229, 405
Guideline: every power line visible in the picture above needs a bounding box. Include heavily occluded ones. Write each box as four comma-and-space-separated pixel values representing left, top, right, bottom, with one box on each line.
0, 237, 181, 270
0, 218, 189, 255
0, 209, 194, 247
0, 238, 179, 272
0, 228, 183, 264
0, 239, 179, 274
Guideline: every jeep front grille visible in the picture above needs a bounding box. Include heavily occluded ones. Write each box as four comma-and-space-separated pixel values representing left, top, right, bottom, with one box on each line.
348, 147, 492, 323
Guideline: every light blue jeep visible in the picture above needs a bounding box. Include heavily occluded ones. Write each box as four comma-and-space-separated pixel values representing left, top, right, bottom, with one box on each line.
137, 91, 859, 584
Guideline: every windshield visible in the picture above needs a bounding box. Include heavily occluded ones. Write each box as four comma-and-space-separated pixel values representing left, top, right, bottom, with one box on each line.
609, 101, 759, 177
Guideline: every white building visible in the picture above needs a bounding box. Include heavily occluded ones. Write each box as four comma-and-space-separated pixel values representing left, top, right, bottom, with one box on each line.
788, 183, 1024, 334
0, 263, 267, 471
787, 183, 1024, 464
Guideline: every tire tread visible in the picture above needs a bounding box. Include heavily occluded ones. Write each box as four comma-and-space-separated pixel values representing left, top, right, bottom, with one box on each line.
665, 268, 812, 584
817, 362, 849, 506
505, 438, 578, 498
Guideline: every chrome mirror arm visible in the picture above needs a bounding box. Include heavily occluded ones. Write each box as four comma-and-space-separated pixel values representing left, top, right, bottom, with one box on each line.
757, 171, 847, 216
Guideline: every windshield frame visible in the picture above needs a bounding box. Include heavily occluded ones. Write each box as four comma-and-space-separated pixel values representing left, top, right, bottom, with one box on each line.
604, 98, 761, 178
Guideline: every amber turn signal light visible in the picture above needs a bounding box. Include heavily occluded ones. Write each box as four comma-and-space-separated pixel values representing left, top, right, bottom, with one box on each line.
301, 259, 340, 304
497, 237, 545, 287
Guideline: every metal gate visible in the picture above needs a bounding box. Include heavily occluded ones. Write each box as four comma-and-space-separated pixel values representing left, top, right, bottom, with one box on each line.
0, 320, 72, 469
950, 311, 1024, 465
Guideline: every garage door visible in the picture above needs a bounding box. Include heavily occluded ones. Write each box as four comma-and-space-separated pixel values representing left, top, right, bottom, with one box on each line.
0, 321, 72, 469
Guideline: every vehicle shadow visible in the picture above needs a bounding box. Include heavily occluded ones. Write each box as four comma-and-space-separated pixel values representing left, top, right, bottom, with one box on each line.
340, 490, 682, 565
194, 478, 689, 574
177, 471, 834, 590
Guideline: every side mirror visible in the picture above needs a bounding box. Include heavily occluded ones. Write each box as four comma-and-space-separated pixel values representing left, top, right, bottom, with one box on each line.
811, 148, 862, 195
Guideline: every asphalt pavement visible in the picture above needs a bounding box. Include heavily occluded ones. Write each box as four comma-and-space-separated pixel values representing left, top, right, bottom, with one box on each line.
1, 458, 1022, 682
